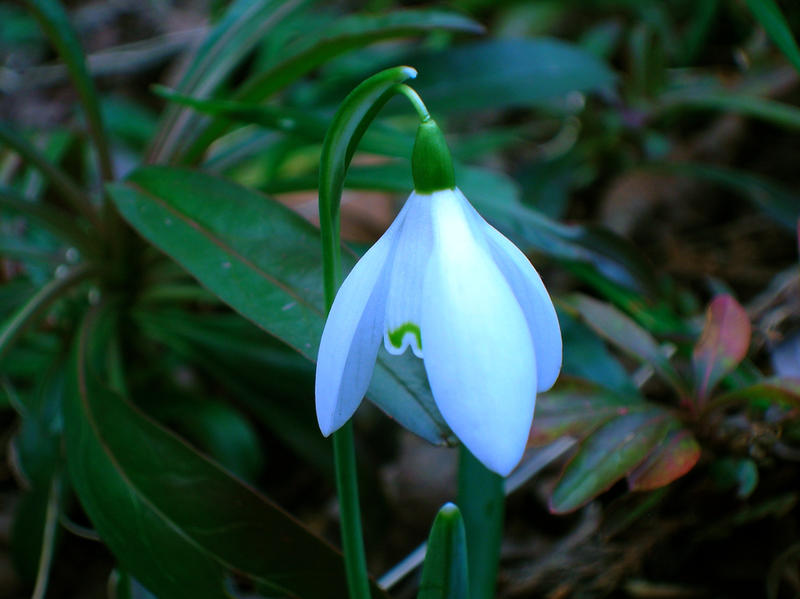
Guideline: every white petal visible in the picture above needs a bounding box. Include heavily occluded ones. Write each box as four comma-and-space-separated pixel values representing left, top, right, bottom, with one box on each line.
314, 208, 406, 436
459, 192, 561, 391
383, 192, 434, 359
421, 190, 537, 476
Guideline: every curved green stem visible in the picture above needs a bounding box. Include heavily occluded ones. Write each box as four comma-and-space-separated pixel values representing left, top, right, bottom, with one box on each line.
394, 84, 431, 122
319, 66, 421, 599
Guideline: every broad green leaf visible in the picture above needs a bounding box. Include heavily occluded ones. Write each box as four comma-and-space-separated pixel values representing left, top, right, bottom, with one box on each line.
64, 305, 388, 599
132, 308, 331, 475
418, 503, 470, 599
563, 294, 686, 393
182, 9, 483, 162
149, 0, 307, 162
745, 0, 800, 74
558, 309, 638, 395
550, 409, 670, 514
529, 382, 642, 447
692, 295, 751, 401
25, 0, 112, 179
457, 448, 500, 599
107, 166, 450, 444
149, 396, 265, 483
392, 38, 615, 114
627, 428, 700, 491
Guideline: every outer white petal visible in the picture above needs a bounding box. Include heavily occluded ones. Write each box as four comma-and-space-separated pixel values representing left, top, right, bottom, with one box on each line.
383, 191, 434, 358
314, 207, 406, 436
421, 190, 537, 476
457, 191, 561, 391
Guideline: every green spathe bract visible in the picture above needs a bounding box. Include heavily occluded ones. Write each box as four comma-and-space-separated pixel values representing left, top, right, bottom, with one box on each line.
412, 119, 455, 193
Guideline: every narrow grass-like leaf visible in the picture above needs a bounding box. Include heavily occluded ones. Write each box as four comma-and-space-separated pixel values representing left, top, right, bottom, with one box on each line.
150, 0, 306, 163
550, 410, 671, 514
0, 186, 97, 254
0, 124, 100, 229
107, 166, 450, 444
181, 9, 483, 161
693, 295, 751, 401
659, 89, 800, 130
745, 0, 800, 74
153, 86, 415, 160
654, 162, 800, 230
418, 503, 470, 599
25, 0, 112, 180
0, 263, 95, 362
65, 305, 388, 599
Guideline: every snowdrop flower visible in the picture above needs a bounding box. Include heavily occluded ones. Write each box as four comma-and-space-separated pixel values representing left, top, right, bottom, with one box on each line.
315, 119, 561, 476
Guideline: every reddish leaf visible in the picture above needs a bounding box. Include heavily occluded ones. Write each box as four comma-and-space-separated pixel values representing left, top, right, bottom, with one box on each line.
549, 409, 670, 514
528, 381, 641, 446
693, 295, 751, 401
627, 428, 701, 491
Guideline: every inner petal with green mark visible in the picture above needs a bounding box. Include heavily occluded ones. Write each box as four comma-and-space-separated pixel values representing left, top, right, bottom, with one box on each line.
385, 322, 423, 358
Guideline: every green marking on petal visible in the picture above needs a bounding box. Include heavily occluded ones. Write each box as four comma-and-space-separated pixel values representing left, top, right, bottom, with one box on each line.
388, 322, 422, 350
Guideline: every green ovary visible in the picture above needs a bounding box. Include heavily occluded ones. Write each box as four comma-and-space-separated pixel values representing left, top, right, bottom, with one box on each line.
388, 322, 422, 350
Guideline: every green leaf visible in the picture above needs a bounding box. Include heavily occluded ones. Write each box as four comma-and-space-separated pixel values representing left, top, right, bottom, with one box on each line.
692, 295, 751, 401
0, 124, 100, 228
529, 382, 641, 447
132, 308, 331, 475
745, 0, 800, 74
558, 309, 638, 395
149, 0, 306, 162
627, 428, 701, 491
457, 448, 501, 599
0, 185, 97, 254
393, 38, 615, 114
107, 166, 450, 444
418, 503, 470, 599
660, 88, 800, 130
150, 397, 265, 483
652, 162, 800, 230
563, 294, 686, 394
25, 0, 112, 180
550, 409, 671, 514
9, 355, 65, 590
709, 377, 800, 411
0, 264, 95, 362
181, 9, 483, 161
64, 305, 388, 599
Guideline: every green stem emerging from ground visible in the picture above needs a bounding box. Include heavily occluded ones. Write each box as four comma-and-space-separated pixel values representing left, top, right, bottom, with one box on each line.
333, 423, 372, 599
